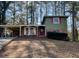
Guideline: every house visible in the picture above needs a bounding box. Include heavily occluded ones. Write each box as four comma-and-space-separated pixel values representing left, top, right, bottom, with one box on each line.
41, 16, 68, 39
42, 16, 68, 34
0, 25, 46, 38
0, 16, 68, 38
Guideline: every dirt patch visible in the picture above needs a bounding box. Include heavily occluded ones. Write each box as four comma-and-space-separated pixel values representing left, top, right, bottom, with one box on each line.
0, 37, 79, 58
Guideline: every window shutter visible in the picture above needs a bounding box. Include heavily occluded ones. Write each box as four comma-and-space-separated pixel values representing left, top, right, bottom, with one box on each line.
59, 17, 61, 24
51, 17, 53, 24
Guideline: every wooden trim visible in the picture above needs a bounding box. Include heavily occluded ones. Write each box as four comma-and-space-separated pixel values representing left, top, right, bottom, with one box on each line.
19, 26, 21, 36
4, 27, 6, 37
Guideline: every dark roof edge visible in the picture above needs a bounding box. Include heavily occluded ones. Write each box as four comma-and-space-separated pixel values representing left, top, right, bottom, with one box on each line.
44, 16, 68, 18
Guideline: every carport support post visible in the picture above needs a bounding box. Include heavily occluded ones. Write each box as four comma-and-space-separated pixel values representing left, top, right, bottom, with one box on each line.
28, 27, 30, 36
4, 27, 6, 38
19, 26, 21, 36
37, 26, 38, 37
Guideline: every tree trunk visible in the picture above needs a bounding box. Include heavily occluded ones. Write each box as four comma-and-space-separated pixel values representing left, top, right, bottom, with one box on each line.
26, 1, 28, 25
46, 3, 47, 16
54, 1, 56, 16
2, 10, 6, 24
32, 10, 34, 25
63, 2, 65, 15
72, 2, 78, 41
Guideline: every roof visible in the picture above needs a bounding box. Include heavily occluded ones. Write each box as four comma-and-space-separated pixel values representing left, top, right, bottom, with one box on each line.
0, 25, 46, 27
41, 16, 68, 24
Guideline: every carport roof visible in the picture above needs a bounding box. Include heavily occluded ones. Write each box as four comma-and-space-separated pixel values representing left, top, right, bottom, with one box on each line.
0, 25, 46, 27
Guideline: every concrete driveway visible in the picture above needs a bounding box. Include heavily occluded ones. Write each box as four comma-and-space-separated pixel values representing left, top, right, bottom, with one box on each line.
0, 37, 79, 58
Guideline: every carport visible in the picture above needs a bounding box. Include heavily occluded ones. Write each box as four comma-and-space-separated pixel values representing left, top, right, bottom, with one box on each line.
0, 25, 21, 38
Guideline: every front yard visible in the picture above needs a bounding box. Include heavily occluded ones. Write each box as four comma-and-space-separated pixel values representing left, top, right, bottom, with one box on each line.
0, 37, 79, 58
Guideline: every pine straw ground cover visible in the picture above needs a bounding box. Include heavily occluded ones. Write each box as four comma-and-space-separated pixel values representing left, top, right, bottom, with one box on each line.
0, 37, 79, 58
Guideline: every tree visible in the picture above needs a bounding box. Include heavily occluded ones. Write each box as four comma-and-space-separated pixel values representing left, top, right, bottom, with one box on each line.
72, 2, 79, 41
65, 1, 79, 41
0, 1, 11, 24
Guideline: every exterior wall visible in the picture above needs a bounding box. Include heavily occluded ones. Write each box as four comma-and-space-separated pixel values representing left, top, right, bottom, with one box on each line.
60, 18, 67, 33
45, 17, 67, 33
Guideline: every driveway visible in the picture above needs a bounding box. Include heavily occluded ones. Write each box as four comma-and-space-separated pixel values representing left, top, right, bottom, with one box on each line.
0, 38, 13, 50
0, 37, 79, 58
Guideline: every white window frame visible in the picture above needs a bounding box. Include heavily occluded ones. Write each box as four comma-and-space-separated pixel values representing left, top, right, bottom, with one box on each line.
53, 18, 60, 24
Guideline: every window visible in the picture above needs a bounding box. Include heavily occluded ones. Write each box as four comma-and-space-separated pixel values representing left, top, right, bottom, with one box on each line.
53, 18, 60, 24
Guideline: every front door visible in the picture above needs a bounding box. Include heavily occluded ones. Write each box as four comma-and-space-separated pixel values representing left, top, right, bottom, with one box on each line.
38, 26, 45, 37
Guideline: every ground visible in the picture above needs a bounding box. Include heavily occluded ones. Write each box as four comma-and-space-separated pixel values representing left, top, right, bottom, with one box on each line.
0, 37, 79, 58
0, 38, 13, 50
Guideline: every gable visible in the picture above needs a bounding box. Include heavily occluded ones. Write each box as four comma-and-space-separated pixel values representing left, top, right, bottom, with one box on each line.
42, 16, 68, 24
